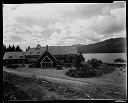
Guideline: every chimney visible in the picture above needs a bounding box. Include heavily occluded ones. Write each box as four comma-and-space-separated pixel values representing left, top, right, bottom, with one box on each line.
46, 45, 48, 50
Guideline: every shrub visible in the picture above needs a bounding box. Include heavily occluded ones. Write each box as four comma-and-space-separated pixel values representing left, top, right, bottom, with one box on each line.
74, 53, 85, 69
65, 63, 97, 78
7, 64, 19, 69
31, 74, 38, 80
56, 65, 63, 70
81, 63, 96, 77
114, 58, 126, 63
87, 58, 103, 69
29, 64, 37, 68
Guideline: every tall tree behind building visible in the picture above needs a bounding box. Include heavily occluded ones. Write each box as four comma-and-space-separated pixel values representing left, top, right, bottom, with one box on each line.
12, 44, 16, 51
15, 45, 22, 51
3, 44, 6, 57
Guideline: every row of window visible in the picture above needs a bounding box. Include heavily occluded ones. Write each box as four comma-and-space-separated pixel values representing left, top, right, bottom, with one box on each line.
8, 56, 24, 58
29, 51, 40, 54
5, 60, 25, 64
25, 56, 39, 58
55, 54, 76, 58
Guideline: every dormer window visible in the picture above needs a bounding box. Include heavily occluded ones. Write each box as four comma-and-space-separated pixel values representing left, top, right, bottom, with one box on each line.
9, 56, 12, 58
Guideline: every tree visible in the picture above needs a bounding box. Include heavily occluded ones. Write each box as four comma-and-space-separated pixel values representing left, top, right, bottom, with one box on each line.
3, 44, 6, 57
26, 46, 30, 51
74, 52, 85, 69
7, 45, 12, 52
28, 46, 30, 50
12, 44, 15, 51
87, 58, 102, 69
79, 52, 85, 63
16, 45, 22, 51
114, 58, 126, 63
26, 47, 28, 51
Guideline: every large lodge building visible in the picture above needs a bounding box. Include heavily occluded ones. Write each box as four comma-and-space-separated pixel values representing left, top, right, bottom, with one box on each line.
3, 44, 78, 68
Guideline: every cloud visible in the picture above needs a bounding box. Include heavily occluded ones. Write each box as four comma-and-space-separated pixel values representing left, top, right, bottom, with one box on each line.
3, 2, 126, 50
9, 35, 25, 42
91, 7, 126, 35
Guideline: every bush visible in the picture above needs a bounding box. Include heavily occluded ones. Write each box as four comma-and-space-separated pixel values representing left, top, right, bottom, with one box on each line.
87, 58, 103, 69
7, 64, 19, 69
114, 58, 126, 63
74, 53, 85, 69
65, 63, 97, 78
3, 80, 31, 101
56, 65, 63, 70
29, 64, 36, 68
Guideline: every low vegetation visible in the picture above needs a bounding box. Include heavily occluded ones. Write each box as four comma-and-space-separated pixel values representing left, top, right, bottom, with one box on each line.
56, 65, 63, 70
87, 58, 103, 69
65, 58, 116, 78
114, 58, 126, 63
3, 71, 91, 101
3, 67, 126, 100
3, 72, 31, 100
66, 64, 96, 78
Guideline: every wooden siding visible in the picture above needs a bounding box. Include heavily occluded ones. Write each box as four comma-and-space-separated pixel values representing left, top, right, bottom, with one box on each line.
36, 50, 57, 68
3, 59, 27, 66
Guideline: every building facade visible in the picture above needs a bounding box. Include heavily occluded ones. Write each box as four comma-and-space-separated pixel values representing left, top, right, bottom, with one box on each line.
3, 52, 27, 66
3, 44, 78, 68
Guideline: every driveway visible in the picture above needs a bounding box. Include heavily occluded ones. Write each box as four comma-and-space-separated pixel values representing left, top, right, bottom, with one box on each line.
3, 66, 126, 100
3, 66, 126, 88
3, 67, 89, 87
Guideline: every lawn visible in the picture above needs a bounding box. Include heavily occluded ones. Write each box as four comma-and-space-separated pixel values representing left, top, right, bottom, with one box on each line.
3, 71, 91, 101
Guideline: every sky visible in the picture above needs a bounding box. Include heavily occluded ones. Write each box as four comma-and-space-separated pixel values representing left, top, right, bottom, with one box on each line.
3, 2, 126, 51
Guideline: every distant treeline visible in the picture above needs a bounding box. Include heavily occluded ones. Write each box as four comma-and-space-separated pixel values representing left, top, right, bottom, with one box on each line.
3, 44, 23, 57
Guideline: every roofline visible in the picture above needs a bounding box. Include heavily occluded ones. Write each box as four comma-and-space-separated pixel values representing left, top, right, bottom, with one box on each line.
24, 46, 78, 55
4, 51, 24, 53
37, 49, 57, 61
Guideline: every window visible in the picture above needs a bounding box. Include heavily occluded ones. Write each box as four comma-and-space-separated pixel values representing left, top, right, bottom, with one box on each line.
20, 56, 23, 58
30, 52, 33, 54
9, 56, 12, 58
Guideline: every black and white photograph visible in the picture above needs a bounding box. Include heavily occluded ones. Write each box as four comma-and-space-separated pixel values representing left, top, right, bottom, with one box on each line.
3, 2, 127, 101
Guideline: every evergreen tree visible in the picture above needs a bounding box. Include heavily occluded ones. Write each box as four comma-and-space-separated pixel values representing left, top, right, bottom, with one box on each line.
3, 44, 6, 57
12, 44, 15, 51
74, 52, 85, 69
28, 46, 30, 50
16, 45, 21, 51
7, 45, 12, 52
26, 46, 30, 51
26, 47, 28, 51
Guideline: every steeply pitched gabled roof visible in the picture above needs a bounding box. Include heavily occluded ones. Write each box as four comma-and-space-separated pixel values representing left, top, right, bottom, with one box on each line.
25, 46, 78, 56
48, 46, 78, 55
3, 52, 25, 60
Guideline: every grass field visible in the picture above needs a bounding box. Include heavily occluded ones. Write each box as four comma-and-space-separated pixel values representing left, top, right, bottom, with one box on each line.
3, 65, 126, 101
3, 71, 91, 101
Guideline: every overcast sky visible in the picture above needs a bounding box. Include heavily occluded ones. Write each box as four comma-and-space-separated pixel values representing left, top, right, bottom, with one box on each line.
3, 2, 126, 50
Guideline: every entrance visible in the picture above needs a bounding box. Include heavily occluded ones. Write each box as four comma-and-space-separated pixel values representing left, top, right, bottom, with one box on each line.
41, 62, 52, 67
40, 55, 53, 68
